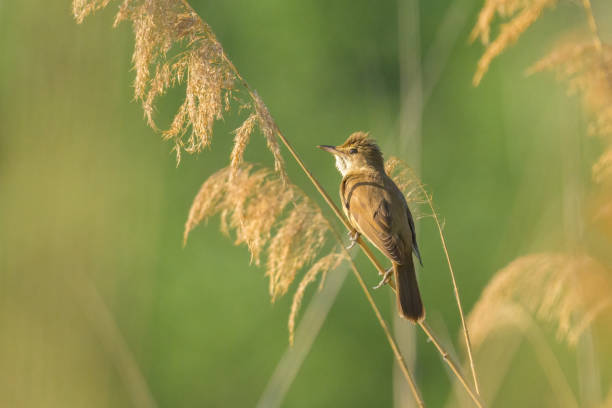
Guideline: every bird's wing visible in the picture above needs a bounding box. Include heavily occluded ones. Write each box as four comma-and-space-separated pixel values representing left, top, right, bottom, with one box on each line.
388, 178, 423, 266
406, 205, 423, 266
343, 176, 408, 264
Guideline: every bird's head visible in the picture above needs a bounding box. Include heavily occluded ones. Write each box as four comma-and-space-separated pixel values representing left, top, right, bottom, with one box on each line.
318, 132, 384, 176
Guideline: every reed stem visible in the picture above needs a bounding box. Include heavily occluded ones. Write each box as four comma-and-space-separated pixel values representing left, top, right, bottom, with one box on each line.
329, 227, 425, 407
418, 321, 483, 408
408, 169, 480, 395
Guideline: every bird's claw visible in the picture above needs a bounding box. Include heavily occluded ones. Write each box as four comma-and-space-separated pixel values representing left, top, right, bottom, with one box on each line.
373, 267, 393, 290
346, 230, 360, 250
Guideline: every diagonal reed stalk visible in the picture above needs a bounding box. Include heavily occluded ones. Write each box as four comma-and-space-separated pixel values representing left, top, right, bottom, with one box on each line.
177, 1, 482, 405
407, 168, 481, 396
329, 227, 425, 408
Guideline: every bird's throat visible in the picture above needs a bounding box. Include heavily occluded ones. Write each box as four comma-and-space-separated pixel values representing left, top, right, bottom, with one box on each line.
335, 155, 349, 176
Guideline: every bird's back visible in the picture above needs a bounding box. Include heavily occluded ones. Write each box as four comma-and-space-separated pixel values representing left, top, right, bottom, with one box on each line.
340, 169, 412, 263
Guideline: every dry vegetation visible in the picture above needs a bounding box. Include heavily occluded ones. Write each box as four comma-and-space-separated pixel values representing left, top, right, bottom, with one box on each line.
74, 3, 485, 407
471, 0, 612, 405
468, 253, 612, 348
73, 0, 612, 405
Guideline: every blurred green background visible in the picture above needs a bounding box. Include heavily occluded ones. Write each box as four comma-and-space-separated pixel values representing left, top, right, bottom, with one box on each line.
1, 0, 611, 407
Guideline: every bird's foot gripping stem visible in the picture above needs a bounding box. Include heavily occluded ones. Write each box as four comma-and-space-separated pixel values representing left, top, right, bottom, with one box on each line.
373, 267, 393, 290
346, 230, 360, 250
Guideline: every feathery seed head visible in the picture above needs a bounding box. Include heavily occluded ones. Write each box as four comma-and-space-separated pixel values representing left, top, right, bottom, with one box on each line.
288, 250, 347, 345
471, 0, 558, 85
183, 163, 335, 307
74, 0, 288, 174
468, 253, 612, 348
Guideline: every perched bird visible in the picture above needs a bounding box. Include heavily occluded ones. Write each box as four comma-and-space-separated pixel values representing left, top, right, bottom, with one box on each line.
318, 132, 424, 321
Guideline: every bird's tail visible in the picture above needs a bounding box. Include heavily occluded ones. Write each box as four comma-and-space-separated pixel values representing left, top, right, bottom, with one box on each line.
394, 257, 424, 322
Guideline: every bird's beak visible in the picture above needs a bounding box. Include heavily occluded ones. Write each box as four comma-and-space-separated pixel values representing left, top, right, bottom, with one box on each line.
317, 145, 339, 155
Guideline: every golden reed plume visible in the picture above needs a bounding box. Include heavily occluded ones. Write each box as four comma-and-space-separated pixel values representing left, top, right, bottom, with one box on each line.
74, 0, 285, 172
528, 40, 612, 182
182, 164, 347, 343
470, 1, 612, 402
468, 253, 612, 348
470, 0, 558, 85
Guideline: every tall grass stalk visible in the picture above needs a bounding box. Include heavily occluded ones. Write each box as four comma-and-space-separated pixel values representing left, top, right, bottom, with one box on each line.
407, 168, 480, 395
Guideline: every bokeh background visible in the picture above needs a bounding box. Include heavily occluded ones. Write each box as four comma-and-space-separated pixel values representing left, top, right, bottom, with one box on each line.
1, 0, 611, 407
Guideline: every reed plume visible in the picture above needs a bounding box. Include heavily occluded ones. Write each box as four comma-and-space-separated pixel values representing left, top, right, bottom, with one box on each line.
73, 0, 285, 172
471, 0, 558, 85
385, 157, 429, 219
528, 40, 612, 187
468, 253, 612, 348
184, 164, 331, 297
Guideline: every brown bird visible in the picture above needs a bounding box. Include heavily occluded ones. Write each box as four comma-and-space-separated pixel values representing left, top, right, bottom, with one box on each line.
318, 132, 424, 321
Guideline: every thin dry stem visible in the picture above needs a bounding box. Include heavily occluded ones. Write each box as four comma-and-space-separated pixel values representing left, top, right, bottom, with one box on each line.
418, 321, 483, 408
418, 177, 480, 396
388, 159, 481, 396
330, 233, 424, 408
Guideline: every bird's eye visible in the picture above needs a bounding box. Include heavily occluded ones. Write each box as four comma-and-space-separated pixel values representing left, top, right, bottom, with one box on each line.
349, 148, 358, 155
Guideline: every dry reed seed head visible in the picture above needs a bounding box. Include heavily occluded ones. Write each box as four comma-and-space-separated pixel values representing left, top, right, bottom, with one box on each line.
266, 202, 329, 301
254, 92, 287, 181
529, 41, 612, 139
470, 0, 548, 44
75, 0, 238, 163
467, 253, 612, 348
226, 170, 295, 265
590, 191, 612, 243
384, 157, 430, 219
183, 166, 232, 246
593, 148, 612, 185
184, 163, 332, 304
468, 302, 532, 349
73, 0, 112, 23
230, 113, 258, 178
471, 0, 558, 85
75, 0, 290, 179
529, 41, 612, 190
288, 249, 347, 345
